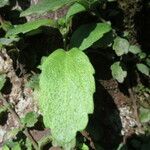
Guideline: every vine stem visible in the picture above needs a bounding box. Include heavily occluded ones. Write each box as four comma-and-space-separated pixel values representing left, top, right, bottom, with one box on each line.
1, 97, 40, 150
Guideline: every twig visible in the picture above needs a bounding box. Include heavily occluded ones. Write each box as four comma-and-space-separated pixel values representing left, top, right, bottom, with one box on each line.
128, 88, 141, 125
81, 131, 95, 150
1, 97, 40, 150
127, 78, 142, 129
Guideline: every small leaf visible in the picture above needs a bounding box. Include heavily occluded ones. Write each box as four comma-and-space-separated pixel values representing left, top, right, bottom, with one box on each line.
12, 143, 21, 150
138, 52, 146, 59
117, 143, 126, 150
21, 112, 38, 127
0, 38, 19, 46
3, 141, 21, 150
113, 37, 129, 56
25, 74, 39, 90
81, 144, 89, 150
136, 63, 149, 76
0, 20, 12, 31
139, 107, 150, 123
38, 48, 95, 147
70, 23, 111, 50
0, 0, 9, 8
6, 19, 55, 37
66, 2, 86, 21
20, 0, 76, 17
146, 58, 150, 67
129, 45, 141, 54
0, 106, 7, 114
111, 62, 127, 83
25, 138, 32, 150
0, 74, 6, 90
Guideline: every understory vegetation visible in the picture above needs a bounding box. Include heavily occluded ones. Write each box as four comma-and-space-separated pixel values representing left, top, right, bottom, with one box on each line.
0, 0, 150, 150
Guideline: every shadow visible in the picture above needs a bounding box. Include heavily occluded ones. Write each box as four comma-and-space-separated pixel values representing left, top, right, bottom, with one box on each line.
135, 0, 150, 54
31, 115, 45, 130
70, 23, 97, 48
17, 0, 31, 10
85, 51, 123, 149
1, 77, 12, 95
0, 0, 29, 25
0, 111, 8, 126
14, 26, 63, 73
126, 133, 150, 150
87, 50, 113, 80
86, 81, 123, 150
98, 1, 124, 35
133, 0, 150, 88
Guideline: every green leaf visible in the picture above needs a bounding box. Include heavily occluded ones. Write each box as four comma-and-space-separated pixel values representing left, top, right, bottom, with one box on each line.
25, 74, 39, 90
81, 144, 89, 150
6, 19, 55, 37
21, 112, 38, 127
25, 138, 32, 150
38, 48, 95, 147
111, 62, 127, 83
138, 52, 146, 59
12, 143, 21, 150
139, 107, 150, 123
66, 2, 86, 21
2, 145, 9, 150
0, 38, 19, 46
70, 23, 111, 51
117, 143, 127, 150
3, 142, 21, 150
113, 37, 130, 56
129, 45, 141, 54
0, 20, 12, 31
20, 0, 76, 17
0, 106, 7, 114
0, 0, 9, 8
92, 31, 114, 49
79, 0, 99, 8
136, 63, 149, 76
0, 74, 6, 90
146, 58, 150, 67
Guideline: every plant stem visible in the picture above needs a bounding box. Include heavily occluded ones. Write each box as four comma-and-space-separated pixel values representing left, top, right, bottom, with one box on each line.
2, 97, 40, 150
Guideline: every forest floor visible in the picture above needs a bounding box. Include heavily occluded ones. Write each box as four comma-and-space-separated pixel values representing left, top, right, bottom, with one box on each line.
0, 0, 150, 150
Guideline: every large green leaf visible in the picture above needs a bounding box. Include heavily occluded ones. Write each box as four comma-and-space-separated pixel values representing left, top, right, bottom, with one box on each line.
6, 19, 55, 37
113, 37, 130, 56
0, 0, 9, 8
66, 2, 86, 21
111, 61, 127, 83
38, 48, 95, 147
20, 0, 76, 17
70, 23, 111, 51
